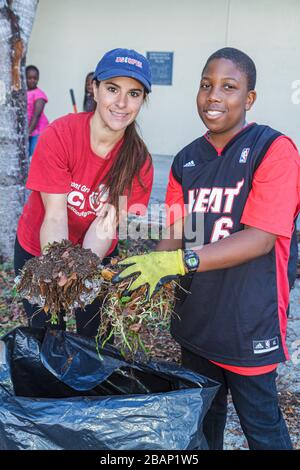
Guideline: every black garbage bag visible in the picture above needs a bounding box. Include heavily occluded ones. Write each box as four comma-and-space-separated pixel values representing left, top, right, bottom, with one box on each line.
0, 327, 220, 450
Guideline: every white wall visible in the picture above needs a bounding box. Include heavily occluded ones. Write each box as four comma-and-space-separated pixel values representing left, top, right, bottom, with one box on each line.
27, 0, 300, 155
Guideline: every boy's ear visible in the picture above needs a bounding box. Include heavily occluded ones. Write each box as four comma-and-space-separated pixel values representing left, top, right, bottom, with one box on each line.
245, 90, 257, 111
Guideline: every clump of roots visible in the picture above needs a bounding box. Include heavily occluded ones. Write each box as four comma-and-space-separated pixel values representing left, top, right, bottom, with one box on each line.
98, 265, 175, 361
15, 240, 104, 320
15, 240, 176, 360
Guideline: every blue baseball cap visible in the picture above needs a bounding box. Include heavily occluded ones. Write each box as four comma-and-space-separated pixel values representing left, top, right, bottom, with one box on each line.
93, 48, 152, 93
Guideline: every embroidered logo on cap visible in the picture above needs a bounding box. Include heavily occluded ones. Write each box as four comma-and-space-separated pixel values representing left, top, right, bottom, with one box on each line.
115, 57, 143, 68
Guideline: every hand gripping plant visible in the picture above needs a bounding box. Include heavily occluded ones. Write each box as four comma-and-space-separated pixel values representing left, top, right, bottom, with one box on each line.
15, 240, 176, 361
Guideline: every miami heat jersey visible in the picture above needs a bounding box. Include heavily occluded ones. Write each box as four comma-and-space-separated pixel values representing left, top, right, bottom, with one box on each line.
169, 123, 299, 367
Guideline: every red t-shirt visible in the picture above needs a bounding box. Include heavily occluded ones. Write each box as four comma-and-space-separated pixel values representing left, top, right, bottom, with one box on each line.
17, 112, 153, 256
166, 135, 300, 376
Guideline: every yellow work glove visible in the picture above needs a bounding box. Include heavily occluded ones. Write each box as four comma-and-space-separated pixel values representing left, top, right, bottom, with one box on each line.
112, 250, 186, 300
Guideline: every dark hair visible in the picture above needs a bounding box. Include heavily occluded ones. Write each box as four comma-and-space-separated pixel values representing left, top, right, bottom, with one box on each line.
93, 80, 151, 212
203, 47, 256, 91
26, 65, 39, 78
83, 72, 96, 112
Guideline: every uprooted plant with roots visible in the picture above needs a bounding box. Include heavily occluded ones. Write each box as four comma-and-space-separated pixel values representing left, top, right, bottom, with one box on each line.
15, 240, 176, 360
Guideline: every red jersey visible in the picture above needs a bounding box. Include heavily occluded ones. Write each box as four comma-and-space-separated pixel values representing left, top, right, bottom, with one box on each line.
17, 112, 153, 256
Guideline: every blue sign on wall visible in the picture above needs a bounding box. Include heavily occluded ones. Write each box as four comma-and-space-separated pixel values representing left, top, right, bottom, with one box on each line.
146, 51, 173, 86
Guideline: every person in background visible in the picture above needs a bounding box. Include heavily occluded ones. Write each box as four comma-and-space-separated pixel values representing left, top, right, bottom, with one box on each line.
16, 49, 153, 337
26, 65, 49, 157
114, 47, 300, 450
83, 71, 97, 112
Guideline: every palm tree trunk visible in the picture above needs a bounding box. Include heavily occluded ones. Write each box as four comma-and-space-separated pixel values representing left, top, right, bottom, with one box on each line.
0, 0, 38, 261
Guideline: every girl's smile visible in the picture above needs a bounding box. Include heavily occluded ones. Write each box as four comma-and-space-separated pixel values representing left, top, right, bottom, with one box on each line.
93, 76, 145, 133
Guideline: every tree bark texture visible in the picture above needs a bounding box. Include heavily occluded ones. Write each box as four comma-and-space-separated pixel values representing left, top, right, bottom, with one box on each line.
0, 0, 38, 261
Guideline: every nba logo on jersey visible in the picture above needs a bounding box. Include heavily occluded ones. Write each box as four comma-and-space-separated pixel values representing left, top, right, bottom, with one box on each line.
239, 147, 250, 163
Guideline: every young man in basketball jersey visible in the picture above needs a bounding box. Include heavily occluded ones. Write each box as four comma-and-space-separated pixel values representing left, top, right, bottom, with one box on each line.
114, 48, 300, 449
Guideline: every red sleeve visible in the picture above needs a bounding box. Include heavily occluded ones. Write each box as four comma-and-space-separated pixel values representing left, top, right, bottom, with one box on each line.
165, 168, 186, 226
26, 123, 72, 194
241, 136, 300, 238
127, 156, 154, 216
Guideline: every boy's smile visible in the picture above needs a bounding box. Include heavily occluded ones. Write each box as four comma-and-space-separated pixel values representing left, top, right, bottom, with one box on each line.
197, 58, 256, 148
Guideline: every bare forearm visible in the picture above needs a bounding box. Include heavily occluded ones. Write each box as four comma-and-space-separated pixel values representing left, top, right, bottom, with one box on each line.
157, 219, 276, 272
82, 218, 113, 259
29, 100, 45, 135
194, 228, 276, 272
40, 217, 68, 253
28, 116, 39, 135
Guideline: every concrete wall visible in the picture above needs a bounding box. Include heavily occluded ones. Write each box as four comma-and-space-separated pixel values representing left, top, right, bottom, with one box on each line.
27, 0, 300, 155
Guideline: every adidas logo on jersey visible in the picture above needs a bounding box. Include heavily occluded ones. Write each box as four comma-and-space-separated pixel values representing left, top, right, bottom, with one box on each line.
239, 147, 250, 163
184, 160, 195, 168
253, 337, 279, 354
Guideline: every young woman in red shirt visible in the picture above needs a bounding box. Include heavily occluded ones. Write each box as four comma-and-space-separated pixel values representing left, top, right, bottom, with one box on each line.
15, 48, 153, 337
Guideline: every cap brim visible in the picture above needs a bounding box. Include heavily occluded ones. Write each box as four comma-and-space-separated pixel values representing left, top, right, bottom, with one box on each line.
94, 68, 151, 93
